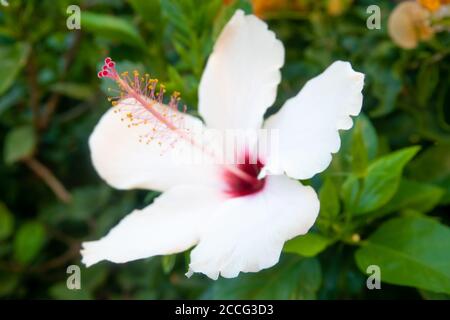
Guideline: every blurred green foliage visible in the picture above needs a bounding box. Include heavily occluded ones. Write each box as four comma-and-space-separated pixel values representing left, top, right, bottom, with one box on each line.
0, 0, 449, 299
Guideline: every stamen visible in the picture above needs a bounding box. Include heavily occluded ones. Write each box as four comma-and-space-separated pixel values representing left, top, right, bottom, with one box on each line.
97, 57, 261, 187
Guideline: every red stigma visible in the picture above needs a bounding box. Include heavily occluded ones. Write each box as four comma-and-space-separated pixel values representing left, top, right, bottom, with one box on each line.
223, 153, 266, 198
97, 57, 117, 79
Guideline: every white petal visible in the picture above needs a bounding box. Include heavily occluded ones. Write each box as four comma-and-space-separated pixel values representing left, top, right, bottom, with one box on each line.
89, 98, 220, 192
198, 10, 284, 130
264, 61, 364, 179
81, 185, 225, 267
187, 175, 319, 279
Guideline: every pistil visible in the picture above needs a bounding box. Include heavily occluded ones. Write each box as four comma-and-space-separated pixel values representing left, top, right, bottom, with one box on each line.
98, 57, 261, 187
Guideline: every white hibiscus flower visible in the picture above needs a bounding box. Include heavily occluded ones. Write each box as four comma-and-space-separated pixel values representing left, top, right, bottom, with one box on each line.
81, 10, 364, 280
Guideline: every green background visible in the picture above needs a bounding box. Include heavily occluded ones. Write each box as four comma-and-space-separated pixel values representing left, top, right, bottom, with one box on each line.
0, 0, 449, 299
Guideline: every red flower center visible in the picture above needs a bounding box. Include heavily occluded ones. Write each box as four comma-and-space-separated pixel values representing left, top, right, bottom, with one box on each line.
223, 154, 266, 197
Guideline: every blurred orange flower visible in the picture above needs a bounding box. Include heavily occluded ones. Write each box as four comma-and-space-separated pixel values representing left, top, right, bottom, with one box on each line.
327, 0, 353, 17
251, 0, 308, 18
418, 0, 450, 11
252, 0, 288, 17
388, 1, 434, 49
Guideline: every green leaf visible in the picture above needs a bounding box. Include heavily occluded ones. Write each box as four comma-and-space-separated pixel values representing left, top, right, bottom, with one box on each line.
0, 87, 24, 116
284, 233, 332, 257
346, 146, 420, 215
351, 120, 368, 177
4, 125, 36, 164
49, 282, 92, 300
68, 186, 111, 220
211, 256, 322, 299
355, 216, 450, 294
134, 289, 158, 299
13, 221, 46, 264
341, 175, 360, 213
319, 178, 340, 219
417, 63, 439, 108
407, 145, 450, 205
129, 0, 162, 29
357, 114, 378, 161
0, 202, 14, 241
81, 12, 145, 48
116, 259, 160, 292
0, 272, 20, 297
377, 179, 444, 216
333, 114, 378, 173
162, 255, 176, 274
143, 190, 162, 205
49, 82, 94, 100
212, 0, 252, 39
368, 66, 401, 117
408, 144, 450, 183
438, 177, 450, 206
83, 265, 109, 291
419, 289, 450, 300
0, 42, 30, 95
43, 185, 112, 223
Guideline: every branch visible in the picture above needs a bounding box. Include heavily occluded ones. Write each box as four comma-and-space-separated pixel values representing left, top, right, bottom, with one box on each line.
0, 242, 81, 274
30, 243, 81, 273
23, 157, 72, 203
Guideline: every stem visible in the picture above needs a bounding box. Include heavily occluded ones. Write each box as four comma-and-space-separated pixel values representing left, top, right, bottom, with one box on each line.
23, 157, 72, 203
30, 243, 80, 273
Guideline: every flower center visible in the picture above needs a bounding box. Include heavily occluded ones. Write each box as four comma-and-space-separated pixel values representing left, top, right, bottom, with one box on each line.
223, 154, 266, 197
